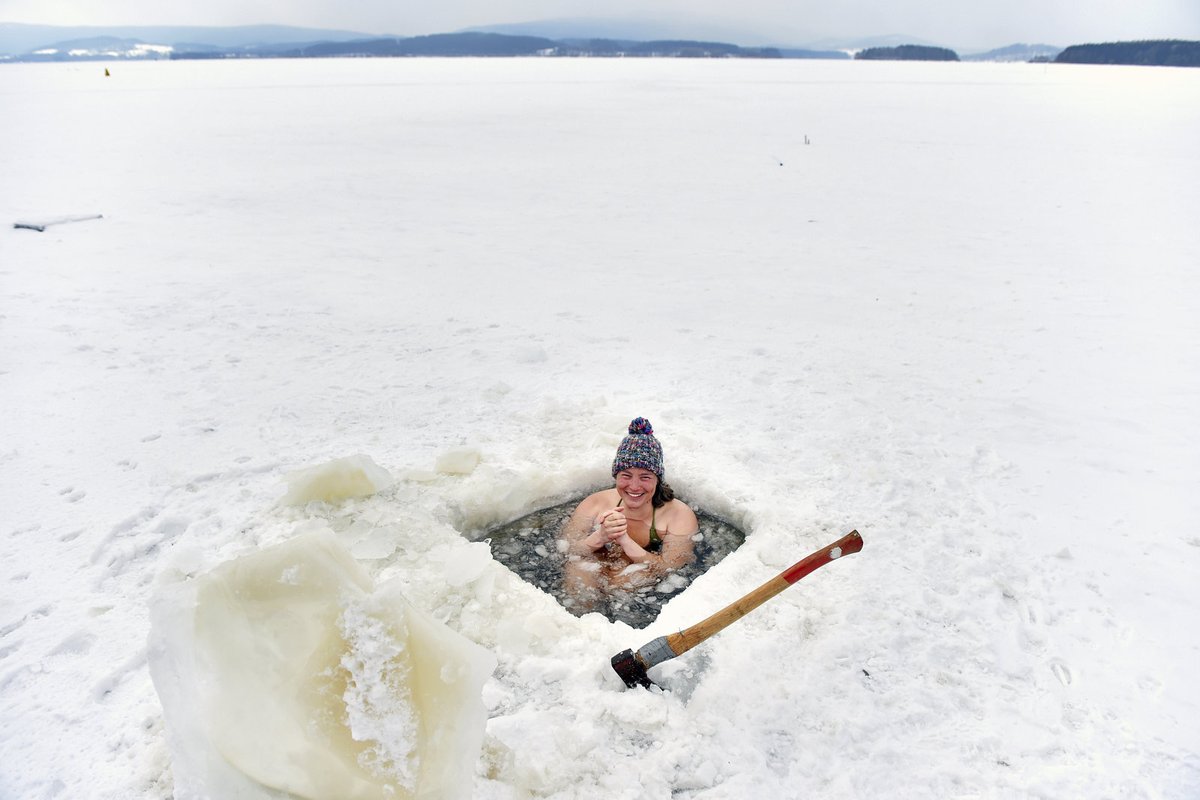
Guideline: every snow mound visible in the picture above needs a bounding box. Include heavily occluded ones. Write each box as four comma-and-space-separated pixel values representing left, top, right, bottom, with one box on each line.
147, 530, 496, 800
281, 454, 393, 505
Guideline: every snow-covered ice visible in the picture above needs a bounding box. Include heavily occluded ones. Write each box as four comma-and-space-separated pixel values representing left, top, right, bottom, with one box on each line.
2, 57, 1199, 798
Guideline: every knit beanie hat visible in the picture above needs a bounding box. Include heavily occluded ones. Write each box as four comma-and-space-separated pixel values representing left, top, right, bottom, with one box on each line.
611, 417, 664, 479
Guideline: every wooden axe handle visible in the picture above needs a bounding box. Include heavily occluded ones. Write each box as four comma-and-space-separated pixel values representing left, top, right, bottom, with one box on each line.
665, 529, 862, 656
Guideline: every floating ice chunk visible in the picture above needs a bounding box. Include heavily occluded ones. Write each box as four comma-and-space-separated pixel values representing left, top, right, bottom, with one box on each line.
281, 454, 393, 505
439, 541, 492, 586
655, 573, 690, 594
350, 526, 401, 560
148, 530, 496, 800
435, 447, 481, 475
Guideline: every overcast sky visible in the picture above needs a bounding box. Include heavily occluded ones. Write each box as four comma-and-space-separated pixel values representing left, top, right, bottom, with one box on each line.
2, 0, 1198, 48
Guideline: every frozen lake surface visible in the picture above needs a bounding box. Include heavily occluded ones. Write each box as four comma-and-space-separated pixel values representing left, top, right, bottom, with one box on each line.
2, 57, 1199, 798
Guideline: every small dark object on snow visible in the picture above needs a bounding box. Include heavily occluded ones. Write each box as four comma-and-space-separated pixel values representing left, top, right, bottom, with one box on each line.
14, 214, 103, 232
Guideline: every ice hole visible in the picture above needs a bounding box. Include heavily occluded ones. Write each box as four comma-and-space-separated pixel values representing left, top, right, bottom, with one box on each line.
479, 498, 747, 628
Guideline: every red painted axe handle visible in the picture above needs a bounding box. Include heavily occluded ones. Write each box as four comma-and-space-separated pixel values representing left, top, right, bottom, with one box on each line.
666, 529, 862, 656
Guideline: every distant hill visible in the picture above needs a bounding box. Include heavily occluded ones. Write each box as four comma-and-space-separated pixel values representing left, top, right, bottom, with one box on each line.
855, 45, 959, 62
235, 33, 782, 59
557, 39, 781, 58
962, 43, 1061, 62
1054, 40, 1200, 67
9, 34, 175, 61
464, 16, 788, 47
0, 22, 377, 56
0, 25, 792, 61
286, 33, 560, 58
0, 22, 949, 63
9, 23, 1196, 66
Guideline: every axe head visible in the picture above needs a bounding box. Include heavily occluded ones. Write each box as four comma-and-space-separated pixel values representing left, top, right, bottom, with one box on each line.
610, 648, 656, 689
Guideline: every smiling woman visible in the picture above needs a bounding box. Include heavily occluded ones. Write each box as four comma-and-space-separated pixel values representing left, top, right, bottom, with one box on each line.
561, 418, 699, 607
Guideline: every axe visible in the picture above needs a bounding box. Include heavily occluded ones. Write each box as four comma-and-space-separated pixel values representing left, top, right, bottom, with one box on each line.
611, 529, 862, 689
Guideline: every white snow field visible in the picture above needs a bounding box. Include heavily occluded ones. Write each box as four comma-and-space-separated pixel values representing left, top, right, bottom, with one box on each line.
2, 56, 1199, 798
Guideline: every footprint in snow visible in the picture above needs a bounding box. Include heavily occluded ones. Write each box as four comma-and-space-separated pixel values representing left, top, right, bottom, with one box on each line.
1137, 675, 1163, 697
1014, 598, 1049, 653
1049, 659, 1073, 686
0, 605, 54, 638
50, 631, 97, 657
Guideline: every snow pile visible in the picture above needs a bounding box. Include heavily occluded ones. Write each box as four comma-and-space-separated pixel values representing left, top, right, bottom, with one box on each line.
147, 529, 495, 800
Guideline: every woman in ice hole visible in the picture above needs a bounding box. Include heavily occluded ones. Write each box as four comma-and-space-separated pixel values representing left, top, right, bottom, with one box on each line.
562, 418, 699, 600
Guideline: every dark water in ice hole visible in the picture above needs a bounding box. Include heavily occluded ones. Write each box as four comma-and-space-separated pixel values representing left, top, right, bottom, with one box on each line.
483, 499, 747, 629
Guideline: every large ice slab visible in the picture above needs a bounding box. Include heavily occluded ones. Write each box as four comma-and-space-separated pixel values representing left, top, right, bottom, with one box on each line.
281, 455, 394, 506
148, 530, 496, 800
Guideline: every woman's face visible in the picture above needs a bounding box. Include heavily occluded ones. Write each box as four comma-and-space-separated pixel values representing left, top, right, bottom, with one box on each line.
615, 467, 658, 509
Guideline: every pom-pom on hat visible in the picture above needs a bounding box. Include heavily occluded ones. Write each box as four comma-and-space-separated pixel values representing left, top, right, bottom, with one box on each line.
612, 417, 664, 479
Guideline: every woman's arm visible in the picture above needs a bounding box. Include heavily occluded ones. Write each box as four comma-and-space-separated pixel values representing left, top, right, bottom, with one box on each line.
561, 495, 609, 555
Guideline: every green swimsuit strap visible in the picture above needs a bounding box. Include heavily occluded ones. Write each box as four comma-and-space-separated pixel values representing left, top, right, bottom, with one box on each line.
616, 498, 661, 545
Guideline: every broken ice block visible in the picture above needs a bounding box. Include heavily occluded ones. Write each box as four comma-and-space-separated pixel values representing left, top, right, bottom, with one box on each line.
281, 454, 393, 505
148, 530, 495, 800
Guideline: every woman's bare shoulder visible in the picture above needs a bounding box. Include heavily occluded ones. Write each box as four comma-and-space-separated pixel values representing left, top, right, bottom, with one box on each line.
661, 498, 699, 533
